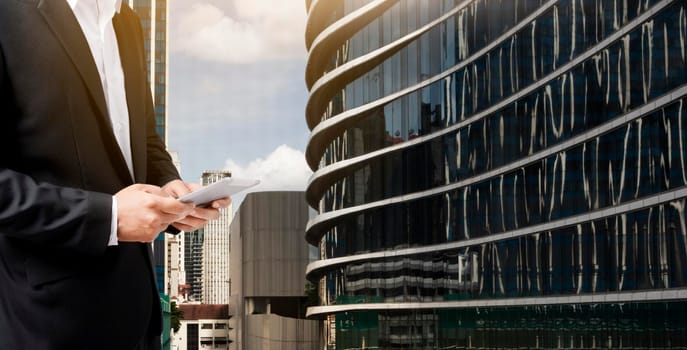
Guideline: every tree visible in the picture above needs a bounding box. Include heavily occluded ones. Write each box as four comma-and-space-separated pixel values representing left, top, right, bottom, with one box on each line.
300, 281, 320, 317
170, 301, 183, 333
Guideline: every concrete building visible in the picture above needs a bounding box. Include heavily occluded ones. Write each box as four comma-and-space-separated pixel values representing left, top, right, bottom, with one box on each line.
161, 151, 183, 300
165, 233, 181, 298
181, 171, 233, 303
229, 192, 320, 350
304, 0, 687, 348
201, 171, 233, 304
172, 304, 231, 350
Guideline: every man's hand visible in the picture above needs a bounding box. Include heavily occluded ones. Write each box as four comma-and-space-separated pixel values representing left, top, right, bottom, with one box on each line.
115, 184, 195, 242
162, 179, 232, 232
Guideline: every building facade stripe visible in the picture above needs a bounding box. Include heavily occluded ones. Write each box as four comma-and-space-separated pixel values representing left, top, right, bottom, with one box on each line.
307, 288, 687, 318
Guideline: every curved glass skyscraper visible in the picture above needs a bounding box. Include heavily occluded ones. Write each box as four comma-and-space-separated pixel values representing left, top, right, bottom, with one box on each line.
304, 0, 687, 348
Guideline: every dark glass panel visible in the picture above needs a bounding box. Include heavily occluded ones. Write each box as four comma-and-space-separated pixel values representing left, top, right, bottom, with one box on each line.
320, 201, 687, 303
319, 0, 671, 169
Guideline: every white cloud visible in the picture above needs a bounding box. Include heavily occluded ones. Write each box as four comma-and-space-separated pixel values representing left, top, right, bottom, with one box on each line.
173, 1, 307, 64
223, 144, 312, 192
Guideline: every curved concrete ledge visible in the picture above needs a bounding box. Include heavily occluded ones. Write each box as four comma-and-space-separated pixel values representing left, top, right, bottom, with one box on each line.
304, 83, 687, 245
306, 288, 687, 318
305, 0, 341, 51
305, 184, 687, 279
305, 0, 399, 92
304, 0, 556, 167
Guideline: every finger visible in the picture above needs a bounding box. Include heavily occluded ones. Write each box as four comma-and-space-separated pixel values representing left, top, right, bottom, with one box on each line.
190, 207, 221, 221
172, 222, 197, 233
163, 180, 193, 198
156, 211, 186, 224
210, 197, 231, 209
175, 216, 208, 229
153, 195, 195, 216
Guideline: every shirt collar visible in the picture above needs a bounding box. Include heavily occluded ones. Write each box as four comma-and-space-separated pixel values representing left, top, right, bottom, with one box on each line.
67, 0, 123, 14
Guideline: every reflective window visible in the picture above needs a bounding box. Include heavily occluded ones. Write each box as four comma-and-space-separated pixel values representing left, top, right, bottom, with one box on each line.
332, 303, 687, 349
321, 201, 687, 301
318, 0, 551, 125
318, 0, 672, 169
319, 97, 687, 244
318, 1, 687, 211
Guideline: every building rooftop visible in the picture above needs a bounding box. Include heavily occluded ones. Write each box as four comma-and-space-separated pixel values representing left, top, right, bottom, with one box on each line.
179, 304, 230, 320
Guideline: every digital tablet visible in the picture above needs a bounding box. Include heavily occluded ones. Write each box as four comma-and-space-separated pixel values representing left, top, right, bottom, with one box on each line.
178, 177, 260, 207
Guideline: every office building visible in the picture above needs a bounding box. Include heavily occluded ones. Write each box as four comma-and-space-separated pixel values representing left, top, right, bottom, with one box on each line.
184, 228, 204, 303
229, 192, 320, 350
304, 0, 687, 348
165, 233, 182, 298
128, 0, 170, 297
163, 152, 183, 299
201, 171, 233, 304
128, 0, 168, 142
182, 171, 233, 304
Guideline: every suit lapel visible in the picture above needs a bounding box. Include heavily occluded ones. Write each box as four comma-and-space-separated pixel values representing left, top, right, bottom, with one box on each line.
36, 0, 109, 122
38, 0, 135, 185
113, 12, 147, 184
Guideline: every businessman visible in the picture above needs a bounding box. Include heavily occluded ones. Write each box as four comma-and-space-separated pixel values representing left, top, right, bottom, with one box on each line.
0, 0, 229, 348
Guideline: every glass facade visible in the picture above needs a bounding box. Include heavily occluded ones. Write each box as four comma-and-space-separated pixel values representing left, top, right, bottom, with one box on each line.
129, 0, 169, 298
306, 0, 687, 349
130, 0, 167, 143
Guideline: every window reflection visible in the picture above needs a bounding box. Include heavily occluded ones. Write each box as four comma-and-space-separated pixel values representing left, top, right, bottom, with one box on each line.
318, 0, 675, 172
333, 302, 687, 349
319, 0, 687, 212
320, 97, 687, 247
321, 201, 687, 301
310, 1, 687, 348
319, 0, 551, 127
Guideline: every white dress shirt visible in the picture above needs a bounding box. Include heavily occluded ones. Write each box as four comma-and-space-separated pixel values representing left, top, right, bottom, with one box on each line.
68, 0, 129, 246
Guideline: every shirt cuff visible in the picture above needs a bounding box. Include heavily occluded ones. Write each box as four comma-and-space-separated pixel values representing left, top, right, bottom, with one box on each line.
109, 196, 119, 246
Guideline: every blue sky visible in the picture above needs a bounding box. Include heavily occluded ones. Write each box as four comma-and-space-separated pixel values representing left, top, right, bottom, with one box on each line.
167, 1, 313, 208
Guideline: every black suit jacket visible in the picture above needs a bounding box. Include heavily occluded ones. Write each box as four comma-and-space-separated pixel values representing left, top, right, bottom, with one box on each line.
0, 1, 180, 348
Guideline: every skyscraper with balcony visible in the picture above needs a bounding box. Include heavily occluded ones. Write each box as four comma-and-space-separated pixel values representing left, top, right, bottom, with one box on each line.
184, 228, 204, 302
304, 0, 687, 348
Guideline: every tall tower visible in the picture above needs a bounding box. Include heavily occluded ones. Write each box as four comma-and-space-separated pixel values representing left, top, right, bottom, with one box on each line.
201, 171, 233, 304
128, 0, 168, 142
184, 228, 204, 302
129, 0, 170, 294
304, 0, 687, 348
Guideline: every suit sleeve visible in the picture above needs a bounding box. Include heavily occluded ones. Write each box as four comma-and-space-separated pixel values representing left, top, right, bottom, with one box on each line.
0, 40, 112, 255
0, 169, 113, 255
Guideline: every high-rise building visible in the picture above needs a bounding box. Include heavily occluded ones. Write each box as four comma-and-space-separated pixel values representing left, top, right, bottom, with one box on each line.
304, 0, 687, 348
201, 171, 233, 304
164, 152, 183, 300
229, 192, 320, 350
128, 0, 168, 142
184, 228, 204, 302
128, 0, 169, 296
